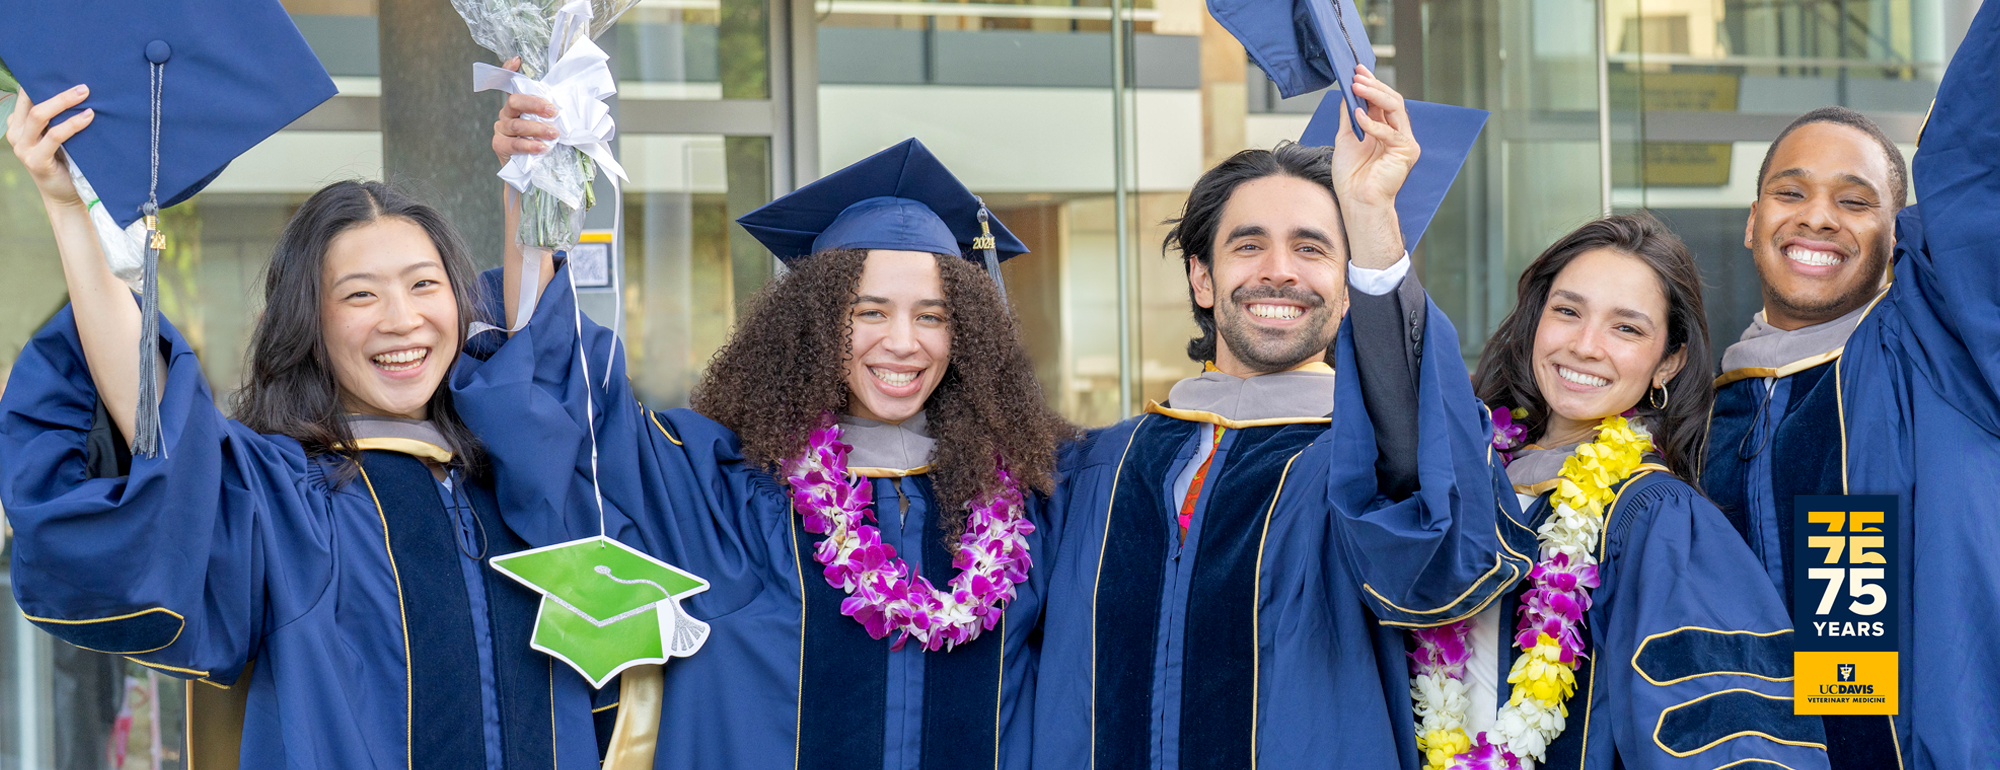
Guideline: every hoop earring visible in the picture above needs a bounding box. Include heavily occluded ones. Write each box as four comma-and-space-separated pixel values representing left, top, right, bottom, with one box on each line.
1649, 383, 1669, 410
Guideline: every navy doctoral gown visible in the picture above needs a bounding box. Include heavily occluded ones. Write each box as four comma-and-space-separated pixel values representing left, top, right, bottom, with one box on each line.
0, 307, 601, 769
1027, 291, 1530, 770
1705, 330, 1901, 767
1326, 282, 1827, 768
1836, 8, 2000, 764
450, 267, 1042, 770
1491, 475, 1830, 769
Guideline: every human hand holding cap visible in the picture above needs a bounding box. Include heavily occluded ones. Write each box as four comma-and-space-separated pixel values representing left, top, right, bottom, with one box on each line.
1332, 67, 1419, 211
5, 84, 93, 210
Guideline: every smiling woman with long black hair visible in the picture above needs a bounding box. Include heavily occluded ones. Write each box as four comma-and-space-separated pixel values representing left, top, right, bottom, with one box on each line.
0, 87, 608, 769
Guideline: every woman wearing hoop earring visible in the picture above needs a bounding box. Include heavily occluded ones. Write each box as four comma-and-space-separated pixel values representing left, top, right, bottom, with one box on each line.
1337, 214, 1828, 769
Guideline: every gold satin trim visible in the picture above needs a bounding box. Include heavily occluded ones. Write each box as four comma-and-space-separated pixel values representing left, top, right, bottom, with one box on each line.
1512, 462, 1670, 497
1917, 98, 1934, 147
127, 658, 209, 677
602, 665, 663, 770
345, 437, 454, 464
1630, 627, 1795, 686
649, 410, 684, 446
1200, 360, 1332, 374
357, 466, 415, 770
1373, 559, 1521, 629
1088, 416, 1149, 770
1716, 286, 1893, 388
1142, 401, 1331, 429
1250, 449, 1307, 769
1365, 552, 1509, 617
1713, 349, 1845, 387
851, 465, 931, 478
1652, 689, 1827, 757
19, 607, 186, 656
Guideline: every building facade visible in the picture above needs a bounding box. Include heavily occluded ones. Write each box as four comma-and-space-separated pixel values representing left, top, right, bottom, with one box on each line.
0, 0, 1967, 764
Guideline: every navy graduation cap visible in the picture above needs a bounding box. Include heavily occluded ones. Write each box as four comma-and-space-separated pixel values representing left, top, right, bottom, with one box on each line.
1301, 97, 1488, 252
0, 0, 337, 229
737, 138, 1027, 294
1208, 0, 1375, 139
0, 0, 336, 456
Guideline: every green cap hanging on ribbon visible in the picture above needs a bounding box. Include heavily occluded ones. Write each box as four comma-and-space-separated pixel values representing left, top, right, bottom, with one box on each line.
490, 536, 712, 689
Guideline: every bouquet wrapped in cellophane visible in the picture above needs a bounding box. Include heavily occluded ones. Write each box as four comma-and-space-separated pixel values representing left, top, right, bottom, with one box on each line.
454, 0, 636, 250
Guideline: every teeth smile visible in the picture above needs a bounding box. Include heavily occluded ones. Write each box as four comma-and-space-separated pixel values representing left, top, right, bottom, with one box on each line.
1557, 366, 1609, 388
373, 349, 427, 372
1785, 246, 1842, 267
1247, 303, 1302, 320
871, 367, 918, 387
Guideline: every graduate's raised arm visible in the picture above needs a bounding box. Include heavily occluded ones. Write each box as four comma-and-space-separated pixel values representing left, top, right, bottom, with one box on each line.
4, 86, 147, 445
1311, 71, 1528, 625
1891, 2, 2000, 389
490, 57, 564, 330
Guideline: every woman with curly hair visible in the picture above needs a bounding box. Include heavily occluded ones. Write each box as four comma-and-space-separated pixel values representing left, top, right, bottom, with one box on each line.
457, 126, 1072, 769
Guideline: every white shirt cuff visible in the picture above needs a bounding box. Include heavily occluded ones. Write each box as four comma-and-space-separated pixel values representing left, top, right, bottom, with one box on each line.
1347, 252, 1411, 296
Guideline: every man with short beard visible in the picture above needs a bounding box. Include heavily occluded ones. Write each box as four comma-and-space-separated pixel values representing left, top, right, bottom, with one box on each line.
1704, 9, 2000, 767
1027, 70, 1528, 769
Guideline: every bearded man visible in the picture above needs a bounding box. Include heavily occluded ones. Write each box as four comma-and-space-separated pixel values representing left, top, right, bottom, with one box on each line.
1026, 70, 1527, 769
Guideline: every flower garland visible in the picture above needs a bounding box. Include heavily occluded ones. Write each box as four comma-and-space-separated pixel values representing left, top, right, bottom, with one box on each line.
781, 417, 1035, 652
1408, 414, 1653, 770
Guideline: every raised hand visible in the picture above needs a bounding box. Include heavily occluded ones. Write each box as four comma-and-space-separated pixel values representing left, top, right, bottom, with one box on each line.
1331, 67, 1419, 211
492, 58, 559, 163
5, 84, 94, 211
1331, 66, 1419, 269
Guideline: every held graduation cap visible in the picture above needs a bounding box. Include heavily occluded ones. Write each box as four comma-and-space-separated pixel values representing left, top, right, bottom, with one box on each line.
736, 138, 1027, 297
1207, 0, 1374, 139
0, 0, 337, 455
1300, 96, 1487, 253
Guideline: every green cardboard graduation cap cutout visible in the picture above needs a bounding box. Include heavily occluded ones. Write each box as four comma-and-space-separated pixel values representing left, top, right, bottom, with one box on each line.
490, 535, 711, 689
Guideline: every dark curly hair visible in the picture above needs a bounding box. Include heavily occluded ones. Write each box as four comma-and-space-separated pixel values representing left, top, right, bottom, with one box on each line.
1471, 213, 1714, 483
692, 249, 1075, 543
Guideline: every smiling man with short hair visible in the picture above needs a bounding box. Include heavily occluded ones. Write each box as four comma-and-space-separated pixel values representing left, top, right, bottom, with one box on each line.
1705, 8, 2000, 764
1025, 70, 1529, 770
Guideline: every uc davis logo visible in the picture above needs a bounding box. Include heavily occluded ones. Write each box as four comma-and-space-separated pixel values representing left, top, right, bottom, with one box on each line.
1794, 496, 1900, 715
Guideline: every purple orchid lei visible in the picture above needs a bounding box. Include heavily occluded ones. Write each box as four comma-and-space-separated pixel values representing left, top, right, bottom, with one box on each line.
1405, 410, 1628, 770
1489, 407, 1527, 464
781, 416, 1034, 652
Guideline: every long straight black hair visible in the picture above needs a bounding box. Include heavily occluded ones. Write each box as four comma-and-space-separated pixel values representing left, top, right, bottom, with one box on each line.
232, 180, 487, 478
1471, 214, 1714, 483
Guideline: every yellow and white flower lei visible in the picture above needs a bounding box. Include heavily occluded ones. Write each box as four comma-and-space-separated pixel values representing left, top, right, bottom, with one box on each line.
1411, 415, 1653, 769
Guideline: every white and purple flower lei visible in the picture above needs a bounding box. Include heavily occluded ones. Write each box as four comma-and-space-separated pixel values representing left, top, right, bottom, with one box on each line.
1407, 414, 1648, 770
780, 416, 1034, 652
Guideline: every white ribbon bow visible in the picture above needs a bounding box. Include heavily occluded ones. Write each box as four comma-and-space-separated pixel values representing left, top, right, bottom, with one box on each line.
471, 0, 629, 209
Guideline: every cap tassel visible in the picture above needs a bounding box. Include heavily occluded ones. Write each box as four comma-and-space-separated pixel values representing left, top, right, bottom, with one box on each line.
975, 200, 1007, 302
132, 61, 167, 457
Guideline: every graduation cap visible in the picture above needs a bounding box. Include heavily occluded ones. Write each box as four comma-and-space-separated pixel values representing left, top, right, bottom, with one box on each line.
0, 0, 337, 456
490, 536, 711, 689
736, 138, 1027, 297
1208, 0, 1375, 139
1300, 98, 1488, 253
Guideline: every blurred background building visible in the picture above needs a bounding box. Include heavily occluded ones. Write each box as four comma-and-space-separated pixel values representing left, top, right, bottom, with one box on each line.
0, 0, 1976, 764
